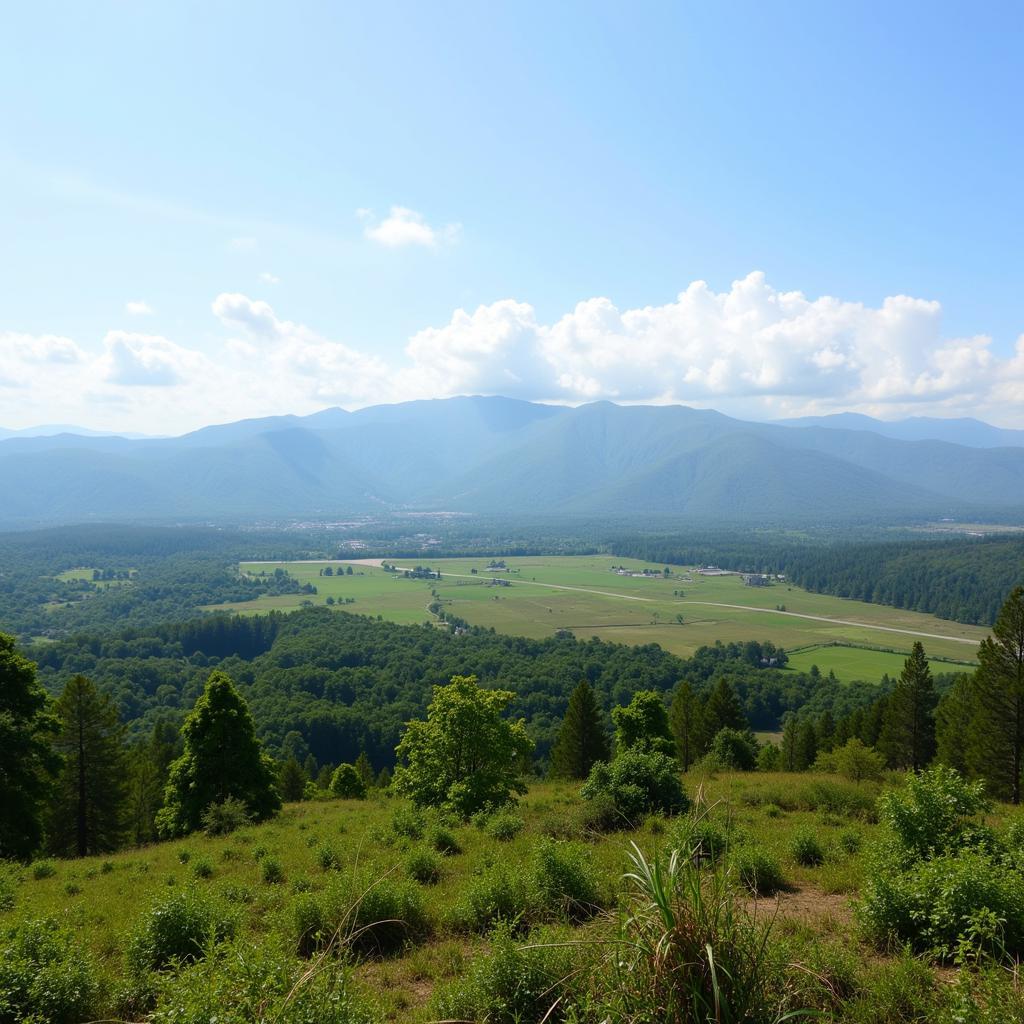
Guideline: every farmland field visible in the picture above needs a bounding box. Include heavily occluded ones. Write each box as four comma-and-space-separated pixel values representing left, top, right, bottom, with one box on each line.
208, 556, 987, 681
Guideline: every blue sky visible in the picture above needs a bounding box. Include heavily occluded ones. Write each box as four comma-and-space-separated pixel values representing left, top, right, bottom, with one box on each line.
2, 1, 1022, 432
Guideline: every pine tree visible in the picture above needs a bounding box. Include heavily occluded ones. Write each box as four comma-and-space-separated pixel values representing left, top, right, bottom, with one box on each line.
48, 675, 128, 857
935, 674, 974, 775
797, 719, 818, 770
0, 633, 61, 859
126, 719, 181, 846
156, 670, 281, 837
550, 680, 611, 779
279, 757, 307, 801
354, 749, 376, 789
967, 586, 1024, 803
702, 679, 747, 739
877, 642, 937, 770
780, 714, 800, 771
669, 681, 706, 770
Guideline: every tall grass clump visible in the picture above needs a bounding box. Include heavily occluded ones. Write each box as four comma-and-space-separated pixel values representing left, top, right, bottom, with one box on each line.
597, 843, 800, 1022
733, 847, 786, 897
529, 839, 603, 922
0, 918, 100, 1024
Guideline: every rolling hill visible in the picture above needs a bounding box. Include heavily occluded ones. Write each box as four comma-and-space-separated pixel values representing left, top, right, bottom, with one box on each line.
1, 396, 1022, 526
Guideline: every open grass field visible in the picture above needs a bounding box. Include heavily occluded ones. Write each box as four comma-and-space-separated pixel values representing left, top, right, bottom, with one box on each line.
211, 556, 986, 681
4, 771, 1022, 1022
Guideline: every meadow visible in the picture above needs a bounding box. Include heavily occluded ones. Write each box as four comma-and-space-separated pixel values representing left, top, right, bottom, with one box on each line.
3, 768, 1009, 1023
215, 555, 985, 681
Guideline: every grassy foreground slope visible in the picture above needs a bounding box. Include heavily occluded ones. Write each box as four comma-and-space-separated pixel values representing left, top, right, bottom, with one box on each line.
4, 771, 1023, 1022
219, 555, 984, 677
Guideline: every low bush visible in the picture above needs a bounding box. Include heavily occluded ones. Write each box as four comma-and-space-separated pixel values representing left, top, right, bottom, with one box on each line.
316, 843, 343, 871
799, 779, 878, 820
571, 792, 625, 834
581, 749, 689, 825
427, 823, 461, 855
148, 937, 376, 1024
390, 805, 426, 840
733, 847, 785, 896
406, 847, 442, 885
791, 827, 825, 867
127, 886, 237, 973
0, 864, 20, 912
431, 923, 584, 1024
192, 858, 214, 880
485, 809, 525, 842
0, 917, 100, 1024
261, 857, 284, 884
452, 865, 529, 933
30, 860, 56, 880
668, 815, 730, 865
529, 839, 602, 921
201, 797, 252, 836
708, 728, 759, 771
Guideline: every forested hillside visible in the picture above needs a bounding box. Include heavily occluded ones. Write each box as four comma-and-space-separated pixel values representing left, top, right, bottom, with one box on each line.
28, 606, 885, 769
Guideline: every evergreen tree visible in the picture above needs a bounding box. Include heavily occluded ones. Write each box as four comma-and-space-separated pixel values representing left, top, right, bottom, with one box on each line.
126, 719, 181, 846
156, 670, 281, 837
302, 752, 319, 780
780, 714, 800, 771
669, 681, 706, 770
877, 642, 937, 770
817, 710, 836, 753
48, 675, 128, 857
702, 678, 747, 739
967, 587, 1024, 803
550, 680, 611, 779
354, 749, 376, 789
611, 690, 675, 757
797, 719, 818, 770
0, 633, 61, 859
279, 757, 307, 801
935, 674, 974, 775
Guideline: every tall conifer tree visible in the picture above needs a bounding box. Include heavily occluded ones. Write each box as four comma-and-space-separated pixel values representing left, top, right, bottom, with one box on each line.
0, 633, 61, 859
935, 674, 973, 775
878, 642, 937, 770
702, 678, 747, 739
669, 682, 706, 770
967, 587, 1024, 803
550, 680, 610, 778
48, 675, 128, 857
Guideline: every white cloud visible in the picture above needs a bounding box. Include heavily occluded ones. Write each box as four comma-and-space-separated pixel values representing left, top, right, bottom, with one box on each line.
125, 300, 154, 316
360, 206, 460, 248
259, 272, 280, 285
4, 273, 1024, 433
102, 331, 205, 387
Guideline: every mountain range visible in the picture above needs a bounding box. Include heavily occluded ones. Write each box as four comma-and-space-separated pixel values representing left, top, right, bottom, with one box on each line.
1, 397, 1022, 526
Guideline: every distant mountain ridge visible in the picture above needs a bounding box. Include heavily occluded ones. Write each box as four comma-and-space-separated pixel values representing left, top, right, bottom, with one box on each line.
1, 396, 1022, 526
774, 412, 1024, 449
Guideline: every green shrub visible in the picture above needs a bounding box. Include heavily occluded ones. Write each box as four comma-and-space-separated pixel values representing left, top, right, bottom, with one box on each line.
431, 923, 583, 1024
708, 728, 759, 771
200, 796, 252, 836
791, 828, 825, 867
763, 802, 782, 818
406, 847, 442, 885
832, 738, 887, 782
148, 937, 376, 1024
192, 858, 214, 880
452, 865, 529, 933
668, 816, 730, 865
733, 847, 785, 896
0, 864, 20, 912
485, 809, 525, 842
800, 779, 878, 820
838, 829, 862, 855
390, 805, 426, 840
30, 860, 56, 880
529, 839, 602, 921
427, 824, 461, 855
581, 749, 688, 825
316, 843, 343, 871
127, 886, 237, 972
0, 918, 99, 1024
294, 875, 428, 958
177, 848, 192, 864
330, 764, 367, 800
572, 792, 624, 834
261, 857, 284, 884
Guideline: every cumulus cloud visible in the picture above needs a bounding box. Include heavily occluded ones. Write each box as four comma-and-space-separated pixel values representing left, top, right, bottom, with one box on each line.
125, 300, 154, 316
259, 272, 280, 285
4, 273, 1024, 433
359, 206, 460, 248
102, 331, 205, 387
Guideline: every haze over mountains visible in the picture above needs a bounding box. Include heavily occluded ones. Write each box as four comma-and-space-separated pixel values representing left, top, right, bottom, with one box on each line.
1, 397, 1023, 527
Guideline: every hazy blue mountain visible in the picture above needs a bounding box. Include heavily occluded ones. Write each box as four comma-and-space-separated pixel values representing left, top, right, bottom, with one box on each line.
0, 424, 156, 440
1, 396, 1022, 526
775, 412, 1024, 448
